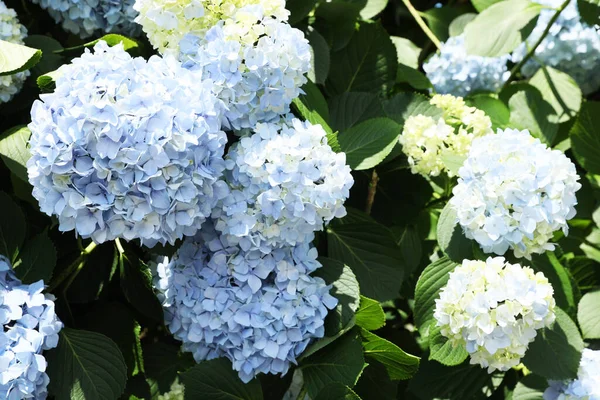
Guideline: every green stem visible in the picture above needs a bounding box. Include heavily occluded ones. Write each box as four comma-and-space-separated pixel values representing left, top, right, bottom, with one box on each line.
115, 237, 125, 255
295, 386, 307, 400
503, 0, 571, 88
47, 242, 97, 292
402, 0, 442, 50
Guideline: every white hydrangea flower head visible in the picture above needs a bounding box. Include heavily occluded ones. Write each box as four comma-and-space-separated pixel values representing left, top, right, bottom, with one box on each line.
27, 41, 228, 247
0, 256, 63, 399
178, 6, 311, 130
399, 94, 493, 177
134, 0, 288, 52
450, 128, 581, 259
212, 117, 353, 252
544, 349, 600, 400
434, 257, 556, 373
0, 0, 29, 103
424, 34, 511, 97
512, 0, 600, 95
30, 0, 140, 39
154, 225, 337, 383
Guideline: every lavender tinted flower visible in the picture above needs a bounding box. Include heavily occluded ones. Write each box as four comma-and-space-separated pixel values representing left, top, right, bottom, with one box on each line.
30, 0, 140, 39
544, 349, 600, 399
0, 1, 29, 103
28, 41, 228, 246
154, 225, 337, 383
0, 256, 63, 399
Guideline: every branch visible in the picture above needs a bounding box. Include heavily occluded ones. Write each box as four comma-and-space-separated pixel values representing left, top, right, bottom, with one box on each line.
401, 0, 442, 50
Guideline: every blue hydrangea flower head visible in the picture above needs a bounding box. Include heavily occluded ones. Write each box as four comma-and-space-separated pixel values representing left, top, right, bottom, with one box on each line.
0, 0, 29, 103
212, 116, 354, 252
28, 41, 229, 247
0, 256, 63, 399
423, 34, 510, 97
153, 224, 337, 383
30, 0, 140, 39
544, 349, 600, 399
512, 0, 600, 95
178, 6, 311, 130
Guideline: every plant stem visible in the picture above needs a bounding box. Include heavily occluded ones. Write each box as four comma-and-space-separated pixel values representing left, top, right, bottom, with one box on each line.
365, 170, 379, 215
401, 0, 442, 50
47, 241, 97, 292
115, 237, 125, 255
295, 386, 307, 400
503, 0, 571, 88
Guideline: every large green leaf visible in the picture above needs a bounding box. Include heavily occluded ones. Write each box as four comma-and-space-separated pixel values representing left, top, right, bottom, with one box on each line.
382, 92, 442, 127
529, 66, 582, 124
360, 0, 389, 19
327, 216, 405, 301
315, 383, 361, 400
578, 290, 600, 339
354, 361, 398, 400
464, 0, 543, 57
292, 82, 339, 152
389, 36, 421, 69
0, 192, 26, 263
428, 325, 468, 366
361, 329, 420, 380
467, 94, 510, 130
0, 39, 42, 76
413, 257, 458, 330
329, 92, 384, 132
46, 328, 128, 400
13, 231, 56, 284
531, 253, 576, 315
355, 295, 385, 331
0, 126, 31, 182
326, 22, 397, 95
307, 28, 330, 85
448, 13, 477, 37
510, 374, 547, 400
471, 0, 504, 12
181, 358, 263, 400
508, 87, 558, 145
301, 331, 366, 398
287, 0, 318, 24
314, 2, 361, 51
578, 0, 600, 26
570, 101, 600, 175
144, 342, 194, 398
523, 308, 584, 380
119, 252, 164, 322
338, 118, 400, 170
396, 64, 432, 90
437, 203, 474, 263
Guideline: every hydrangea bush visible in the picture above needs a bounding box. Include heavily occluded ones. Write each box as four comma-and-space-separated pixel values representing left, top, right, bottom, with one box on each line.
1, 0, 600, 399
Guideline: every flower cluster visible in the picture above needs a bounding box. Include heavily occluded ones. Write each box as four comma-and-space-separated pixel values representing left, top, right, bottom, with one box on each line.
0, 0, 29, 104
134, 0, 288, 53
512, 0, 600, 95
544, 349, 600, 400
27, 41, 228, 246
0, 256, 63, 399
212, 117, 353, 251
434, 257, 555, 373
154, 225, 337, 383
450, 128, 581, 259
399, 94, 493, 177
30, 0, 140, 39
178, 7, 311, 130
424, 35, 511, 97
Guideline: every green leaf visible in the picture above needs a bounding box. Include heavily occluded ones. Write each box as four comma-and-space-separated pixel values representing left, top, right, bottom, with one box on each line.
120, 252, 164, 322
287, 0, 318, 24
0, 192, 26, 263
14, 231, 56, 284
570, 101, 600, 175
464, 0, 543, 57
67, 242, 117, 303
292, 82, 339, 152
314, 2, 361, 51
144, 342, 194, 398
396, 64, 432, 90
354, 360, 398, 400
0, 39, 42, 76
339, 117, 400, 170
522, 308, 583, 380
315, 383, 361, 400
355, 296, 385, 331
327, 216, 405, 301
393, 225, 422, 276
329, 92, 384, 132
414, 257, 458, 330
37, 68, 63, 93
471, 0, 504, 12
361, 328, 420, 380
449, 13, 477, 37
437, 203, 474, 263
360, 0, 388, 19
301, 330, 366, 398
467, 94, 510, 130
578, 290, 600, 339
46, 328, 128, 400
62, 34, 141, 56
512, 374, 547, 400
529, 66, 582, 124
428, 325, 468, 366
531, 253, 576, 315
307, 28, 330, 85
422, 6, 469, 42
508, 87, 558, 145
578, 0, 600, 26
326, 22, 397, 95
0, 126, 31, 182
389, 36, 421, 69
181, 358, 263, 400
382, 92, 442, 127
23, 35, 64, 79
